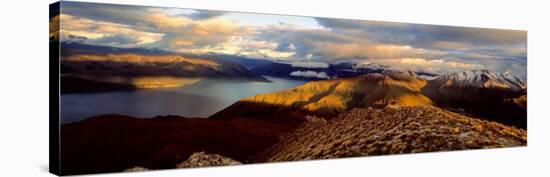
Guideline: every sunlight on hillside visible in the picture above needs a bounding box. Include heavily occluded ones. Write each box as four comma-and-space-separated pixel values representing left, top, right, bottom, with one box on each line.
241, 79, 348, 113
130, 77, 202, 89
377, 75, 433, 107
76, 76, 202, 89
65, 53, 220, 67
239, 73, 435, 114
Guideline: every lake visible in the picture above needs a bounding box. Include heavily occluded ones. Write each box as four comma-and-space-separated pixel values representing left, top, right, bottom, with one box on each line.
60, 76, 306, 124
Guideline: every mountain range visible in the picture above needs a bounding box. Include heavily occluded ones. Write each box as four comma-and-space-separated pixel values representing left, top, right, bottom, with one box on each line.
59, 70, 527, 175
212, 70, 526, 129
249, 62, 382, 80
59, 43, 445, 93
60, 42, 268, 93
58, 43, 527, 175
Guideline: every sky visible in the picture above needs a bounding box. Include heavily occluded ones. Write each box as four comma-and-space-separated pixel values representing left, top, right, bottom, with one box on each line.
54, 1, 527, 78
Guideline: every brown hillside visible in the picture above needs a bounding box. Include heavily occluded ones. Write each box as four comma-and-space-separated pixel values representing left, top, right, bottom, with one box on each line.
211, 70, 433, 125
255, 106, 526, 162
213, 70, 526, 129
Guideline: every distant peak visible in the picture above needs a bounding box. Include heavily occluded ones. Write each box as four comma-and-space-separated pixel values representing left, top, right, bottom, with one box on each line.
436, 70, 526, 91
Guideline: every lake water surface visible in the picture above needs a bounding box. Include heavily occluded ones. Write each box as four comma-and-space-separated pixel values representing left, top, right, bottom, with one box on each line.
60, 76, 306, 124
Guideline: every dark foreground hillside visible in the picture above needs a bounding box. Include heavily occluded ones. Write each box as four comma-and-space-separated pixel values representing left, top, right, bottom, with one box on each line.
60, 115, 291, 175
61, 106, 526, 175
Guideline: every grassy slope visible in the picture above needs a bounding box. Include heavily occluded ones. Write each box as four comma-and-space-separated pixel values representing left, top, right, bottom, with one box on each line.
255, 106, 526, 162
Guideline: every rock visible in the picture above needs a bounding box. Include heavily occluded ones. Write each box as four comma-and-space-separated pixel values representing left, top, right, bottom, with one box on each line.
124, 166, 149, 172
176, 152, 242, 168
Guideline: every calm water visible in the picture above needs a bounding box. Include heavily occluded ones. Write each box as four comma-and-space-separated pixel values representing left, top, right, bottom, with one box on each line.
60, 76, 306, 124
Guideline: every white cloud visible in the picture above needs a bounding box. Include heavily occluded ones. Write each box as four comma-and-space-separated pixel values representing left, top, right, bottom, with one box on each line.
313, 42, 440, 60
290, 71, 330, 79
144, 12, 193, 29
177, 36, 295, 59
290, 61, 329, 68
288, 43, 297, 50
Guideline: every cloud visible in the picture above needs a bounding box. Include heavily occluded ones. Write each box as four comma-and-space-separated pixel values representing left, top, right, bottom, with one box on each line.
89, 34, 141, 46
313, 42, 439, 60
290, 71, 330, 79
316, 18, 410, 31
399, 58, 481, 69
431, 41, 474, 50
176, 36, 295, 59
314, 17, 527, 63
144, 12, 193, 29
364, 58, 483, 74
420, 26, 526, 46
60, 8, 250, 49
475, 57, 527, 80
61, 1, 150, 26
190, 10, 225, 20
57, 1, 526, 78
151, 14, 252, 49
316, 17, 526, 47
253, 18, 526, 77
60, 1, 246, 49
290, 61, 329, 68
254, 23, 446, 61
49, 15, 60, 40
59, 14, 164, 46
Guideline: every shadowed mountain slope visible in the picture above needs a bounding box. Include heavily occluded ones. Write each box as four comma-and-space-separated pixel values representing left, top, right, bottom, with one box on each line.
60, 115, 291, 175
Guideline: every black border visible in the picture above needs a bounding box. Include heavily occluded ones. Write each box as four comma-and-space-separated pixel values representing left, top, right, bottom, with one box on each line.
49, 1, 61, 175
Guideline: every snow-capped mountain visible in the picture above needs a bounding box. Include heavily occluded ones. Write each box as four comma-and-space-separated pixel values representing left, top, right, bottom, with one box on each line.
421, 70, 526, 129
433, 70, 526, 91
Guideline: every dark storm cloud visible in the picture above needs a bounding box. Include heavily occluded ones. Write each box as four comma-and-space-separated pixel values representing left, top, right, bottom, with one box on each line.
61, 1, 148, 26
88, 34, 141, 47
